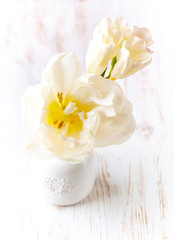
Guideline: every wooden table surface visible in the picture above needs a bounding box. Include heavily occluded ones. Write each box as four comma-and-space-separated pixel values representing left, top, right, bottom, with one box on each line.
0, 0, 174, 239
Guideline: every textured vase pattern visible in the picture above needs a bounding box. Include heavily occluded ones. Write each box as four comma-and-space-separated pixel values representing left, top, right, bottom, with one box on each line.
31, 151, 95, 205
43, 177, 74, 196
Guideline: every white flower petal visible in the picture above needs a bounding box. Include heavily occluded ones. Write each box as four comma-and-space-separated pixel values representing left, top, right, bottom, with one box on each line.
94, 113, 135, 147
111, 40, 152, 79
94, 99, 136, 147
42, 52, 82, 95
39, 120, 94, 161
86, 17, 152, 79
86, 37, 115, 75
23, 52, 135, 161
114, 16, 129, 32
85, 110, 100, 136
131, 26, 153, 46
68, 74, 135, 146
64, 101, 78, 115
111, 48, 132, 79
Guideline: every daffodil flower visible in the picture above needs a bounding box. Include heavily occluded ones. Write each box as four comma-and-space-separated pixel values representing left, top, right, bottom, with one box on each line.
22, 52, 135, 161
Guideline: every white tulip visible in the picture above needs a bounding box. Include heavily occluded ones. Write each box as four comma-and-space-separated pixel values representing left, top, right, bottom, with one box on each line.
86, 17, 153, 80
22, 52, 135, 161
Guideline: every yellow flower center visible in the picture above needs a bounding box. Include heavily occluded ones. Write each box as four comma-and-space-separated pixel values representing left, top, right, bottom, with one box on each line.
45, 92, 90, 137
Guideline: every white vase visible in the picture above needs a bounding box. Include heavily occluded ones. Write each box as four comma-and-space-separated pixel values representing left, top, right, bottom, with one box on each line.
30, 151, 96, 206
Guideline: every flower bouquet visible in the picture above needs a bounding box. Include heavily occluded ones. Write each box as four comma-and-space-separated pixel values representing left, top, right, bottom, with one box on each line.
22, 17, 152, 205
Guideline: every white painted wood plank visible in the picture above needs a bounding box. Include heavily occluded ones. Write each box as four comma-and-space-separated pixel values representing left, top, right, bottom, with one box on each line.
0, 0, 173, 239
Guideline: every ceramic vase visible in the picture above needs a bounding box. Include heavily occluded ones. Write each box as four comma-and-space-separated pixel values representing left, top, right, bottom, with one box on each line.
31, 151, 95, 206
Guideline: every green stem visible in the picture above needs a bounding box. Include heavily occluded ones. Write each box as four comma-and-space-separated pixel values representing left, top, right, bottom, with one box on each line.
105, 56, 117, 79
101, 68, 107, 77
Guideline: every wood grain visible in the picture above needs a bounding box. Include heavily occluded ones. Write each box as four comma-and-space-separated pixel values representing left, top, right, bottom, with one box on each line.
0, 0, 173, 239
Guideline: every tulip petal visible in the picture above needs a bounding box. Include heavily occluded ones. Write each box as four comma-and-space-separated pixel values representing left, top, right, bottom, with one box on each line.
23, 52, 136, 161
68, 74, 135, 146
86, 17, 153, 79
42, 52, 82, 95
86, 37, 115, 75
